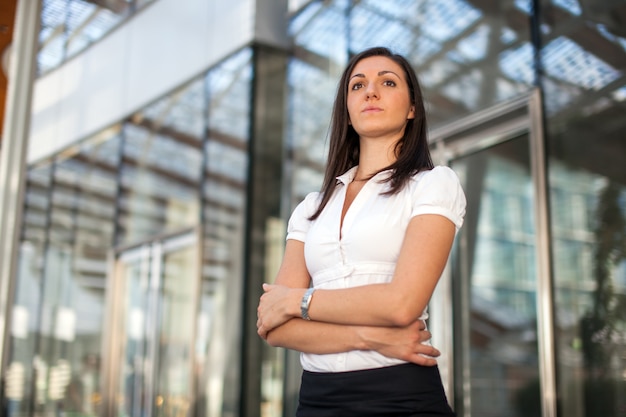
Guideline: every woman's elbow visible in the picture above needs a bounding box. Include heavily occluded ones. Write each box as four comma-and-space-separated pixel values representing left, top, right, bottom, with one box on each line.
383, 286, 425, 326
388, 293, 427, 326
265, 331, 281, 347
389, 306, 419, 327
265, 328, 293, 348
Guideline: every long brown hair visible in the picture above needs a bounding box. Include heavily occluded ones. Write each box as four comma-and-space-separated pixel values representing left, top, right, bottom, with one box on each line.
309, 46, 433, 220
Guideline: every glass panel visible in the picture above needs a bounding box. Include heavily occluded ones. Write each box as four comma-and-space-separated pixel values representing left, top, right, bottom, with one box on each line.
5, 164, 53, 417
288, 0, 348, 204
194, 48, 252, 417
452, 135, 541, 417
115, 235, 197, 417
542, 1, 626, 415
23, 136, 119, 416
39, 0, 68, 73
38, 0, 156, 75
550, 161, 626, 417
154, 242, 196, 417
6, 126, 122, 417
118, 79, 204, 246
540, 0, 625, 116
116, 247, 150, 417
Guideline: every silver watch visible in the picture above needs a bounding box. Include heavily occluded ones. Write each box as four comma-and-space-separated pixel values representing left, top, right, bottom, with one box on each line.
300, 287, 316, 320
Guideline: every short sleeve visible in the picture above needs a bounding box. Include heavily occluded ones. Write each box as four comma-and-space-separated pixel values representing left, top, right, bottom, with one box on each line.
286, 192, 321, 242
410, 166, 466, 230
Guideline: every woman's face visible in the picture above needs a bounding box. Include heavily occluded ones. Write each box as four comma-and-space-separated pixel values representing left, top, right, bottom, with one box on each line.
346, 56, 415, 142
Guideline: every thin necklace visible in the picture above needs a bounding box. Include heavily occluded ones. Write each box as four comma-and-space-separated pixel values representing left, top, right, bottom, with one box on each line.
353, 177, 370, 182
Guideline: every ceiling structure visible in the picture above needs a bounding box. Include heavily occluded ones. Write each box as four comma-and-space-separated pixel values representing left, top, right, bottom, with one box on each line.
23, 0, 626, 191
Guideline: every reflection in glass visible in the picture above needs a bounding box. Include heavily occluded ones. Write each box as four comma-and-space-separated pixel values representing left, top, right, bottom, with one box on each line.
195, 48, 252, 417
452, 136, 541, 417
38, 0, 155, 75
155, 245, 196, 417
543, 1, 626, 414
6, 163, 53, 417
119, 80, 204, 246
288, 0, 348, 204
551, 162, 626, 417
115, 239, 196, 417
117, 250, 148, 417
286, 57, 343, 203
549, 137, 626, 417
7, 128, 122, 417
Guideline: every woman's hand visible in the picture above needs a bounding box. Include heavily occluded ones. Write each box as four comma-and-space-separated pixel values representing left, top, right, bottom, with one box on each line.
360, 320, 441, 366
257, 283, 304, 339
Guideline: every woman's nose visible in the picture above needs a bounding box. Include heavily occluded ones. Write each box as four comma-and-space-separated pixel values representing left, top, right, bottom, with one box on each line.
366, 85, 378, 99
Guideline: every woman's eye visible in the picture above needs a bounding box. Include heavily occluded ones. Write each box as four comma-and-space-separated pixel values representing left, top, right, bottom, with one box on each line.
383, 80, 396, 87
351, 82, 363, 90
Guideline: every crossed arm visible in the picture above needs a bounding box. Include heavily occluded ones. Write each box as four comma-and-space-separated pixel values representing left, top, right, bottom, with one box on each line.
256, 214, 456, 366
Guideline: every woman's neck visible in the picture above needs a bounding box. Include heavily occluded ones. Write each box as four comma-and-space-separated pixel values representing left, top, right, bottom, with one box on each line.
355, 137, 398, 178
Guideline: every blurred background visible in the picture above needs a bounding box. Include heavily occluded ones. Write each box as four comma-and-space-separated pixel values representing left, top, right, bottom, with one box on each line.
0, 0, 624, 416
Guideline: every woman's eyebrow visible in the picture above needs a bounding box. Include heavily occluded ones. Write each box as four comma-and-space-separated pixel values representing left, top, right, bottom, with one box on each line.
378, 70, 400, 78
349, 70, 401, 81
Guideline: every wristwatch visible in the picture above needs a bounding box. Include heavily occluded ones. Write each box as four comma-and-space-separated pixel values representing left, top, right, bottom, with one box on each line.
300, 287, 316, 320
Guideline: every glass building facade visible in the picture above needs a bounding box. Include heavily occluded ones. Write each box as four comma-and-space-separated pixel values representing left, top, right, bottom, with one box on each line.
0, 0, 624, 416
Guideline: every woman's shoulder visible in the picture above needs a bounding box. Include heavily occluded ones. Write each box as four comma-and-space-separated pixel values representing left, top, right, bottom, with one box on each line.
301, 191, 322, 205
407, 165, 466, 228
292, 191, 322, 217
409, 165, 461, 185
287, 191, 322, 239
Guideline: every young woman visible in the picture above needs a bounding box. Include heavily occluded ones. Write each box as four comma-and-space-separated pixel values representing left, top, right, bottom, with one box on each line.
257, 47, 466, 416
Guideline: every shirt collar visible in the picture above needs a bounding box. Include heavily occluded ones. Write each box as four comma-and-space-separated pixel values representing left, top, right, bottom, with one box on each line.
335, 166, 359, 185
335, 166, 393, 185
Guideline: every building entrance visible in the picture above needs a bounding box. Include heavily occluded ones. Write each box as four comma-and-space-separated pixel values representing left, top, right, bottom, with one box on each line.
450, 133, 542, 417
429, 91, 556, 417
102, 229, 200, 417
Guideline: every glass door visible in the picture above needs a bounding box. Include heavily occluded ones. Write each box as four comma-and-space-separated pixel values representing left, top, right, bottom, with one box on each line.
450, 135, 541, 417
103, 230, 200, 417
429, 92, 554, 417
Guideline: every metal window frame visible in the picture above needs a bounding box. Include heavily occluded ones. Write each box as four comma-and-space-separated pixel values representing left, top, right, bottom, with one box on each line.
428, 89, 556, 417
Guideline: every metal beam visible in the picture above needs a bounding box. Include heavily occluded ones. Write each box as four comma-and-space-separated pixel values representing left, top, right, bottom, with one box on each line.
0, 0, 42, 382
528, 88, 558, 417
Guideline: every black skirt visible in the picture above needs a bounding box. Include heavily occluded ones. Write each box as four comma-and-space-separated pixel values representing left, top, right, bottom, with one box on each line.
296, 363, 456, 417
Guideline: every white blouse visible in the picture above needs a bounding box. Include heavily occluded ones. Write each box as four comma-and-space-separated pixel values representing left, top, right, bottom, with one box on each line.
286, 165, 466, 372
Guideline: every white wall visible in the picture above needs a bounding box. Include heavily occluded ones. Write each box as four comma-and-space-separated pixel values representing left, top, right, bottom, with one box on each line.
28, 0, 289, 163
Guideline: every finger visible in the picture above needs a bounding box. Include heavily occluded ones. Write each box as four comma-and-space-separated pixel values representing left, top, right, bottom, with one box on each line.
257, 322, 268, 338
415, 345, 440, 358
418, 330, 432, 342
410, 355, 438, 367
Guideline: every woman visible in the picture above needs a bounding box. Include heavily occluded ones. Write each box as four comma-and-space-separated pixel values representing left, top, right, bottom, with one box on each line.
257, 47, 466, 416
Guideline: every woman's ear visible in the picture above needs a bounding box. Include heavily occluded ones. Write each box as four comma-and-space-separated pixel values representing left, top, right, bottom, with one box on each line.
408, 106, 416, 120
